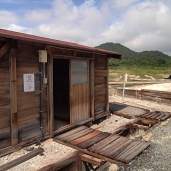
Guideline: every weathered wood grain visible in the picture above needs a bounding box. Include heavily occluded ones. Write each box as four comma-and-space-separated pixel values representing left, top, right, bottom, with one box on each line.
0, 147, 44, 171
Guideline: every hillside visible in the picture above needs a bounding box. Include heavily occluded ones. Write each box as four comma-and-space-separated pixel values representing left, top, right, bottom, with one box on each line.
95, 42, 171, 68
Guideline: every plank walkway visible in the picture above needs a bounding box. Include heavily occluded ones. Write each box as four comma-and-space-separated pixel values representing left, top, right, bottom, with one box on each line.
109, 102, 150, 119
54, 126, 150, 165
138, 111, 171, 121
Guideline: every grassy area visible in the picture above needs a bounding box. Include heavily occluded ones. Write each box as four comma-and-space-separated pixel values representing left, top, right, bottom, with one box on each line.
109, 67, 171, 82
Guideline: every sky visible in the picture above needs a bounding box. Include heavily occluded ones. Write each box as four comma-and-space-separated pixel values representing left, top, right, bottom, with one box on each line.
0, 0, 171, 55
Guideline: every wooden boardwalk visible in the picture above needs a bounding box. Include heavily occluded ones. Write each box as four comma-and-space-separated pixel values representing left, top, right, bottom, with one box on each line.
138, 111, 171, 121
54, 126, 150, 165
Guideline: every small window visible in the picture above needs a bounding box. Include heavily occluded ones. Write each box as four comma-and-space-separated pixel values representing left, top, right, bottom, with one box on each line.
71, 61, 88, 84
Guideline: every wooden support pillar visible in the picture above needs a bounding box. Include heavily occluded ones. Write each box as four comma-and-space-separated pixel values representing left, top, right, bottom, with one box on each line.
10, 42, 18, 146
106, 58, 109, 111
77, 153, 83, 171
47, 55, 54, 137
90, 54, 95, 120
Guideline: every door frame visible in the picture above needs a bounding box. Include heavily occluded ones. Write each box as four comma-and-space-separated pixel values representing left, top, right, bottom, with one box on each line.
47, 55, 94, 136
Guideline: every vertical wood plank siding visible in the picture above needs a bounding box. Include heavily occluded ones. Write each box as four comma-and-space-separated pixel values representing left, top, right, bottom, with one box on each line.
16, 45, 48, 142
0, 51, 11, 149
94, 55, 108, 119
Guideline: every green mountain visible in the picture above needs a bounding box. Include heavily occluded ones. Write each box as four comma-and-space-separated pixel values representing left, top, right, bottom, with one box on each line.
95, 42, 171, 68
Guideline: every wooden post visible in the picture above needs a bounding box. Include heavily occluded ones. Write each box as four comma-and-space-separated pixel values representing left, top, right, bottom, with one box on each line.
77, 153, 83, 171
47, 55, 54, 137
90, 54, 95, 120
10, 46, 18, 146
106, 58, 109, 111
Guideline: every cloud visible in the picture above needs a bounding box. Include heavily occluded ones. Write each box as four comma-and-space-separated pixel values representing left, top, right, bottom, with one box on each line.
0, 10, 19, 27
24, 9, 51, 23
0, 0, 171, 55
101, 1, 171, 55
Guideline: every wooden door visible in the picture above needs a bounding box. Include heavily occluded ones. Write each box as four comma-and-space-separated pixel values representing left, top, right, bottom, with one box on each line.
70, 60, 90, 125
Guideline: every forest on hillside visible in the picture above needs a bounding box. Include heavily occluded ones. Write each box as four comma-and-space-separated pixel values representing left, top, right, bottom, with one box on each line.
96, 43, 171, 68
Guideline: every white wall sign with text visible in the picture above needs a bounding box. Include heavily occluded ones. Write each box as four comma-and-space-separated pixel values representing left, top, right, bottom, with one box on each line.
23, 74, 35, 92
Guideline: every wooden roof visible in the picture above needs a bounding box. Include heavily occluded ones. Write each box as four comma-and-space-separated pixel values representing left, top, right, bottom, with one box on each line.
0, 28, 122, 59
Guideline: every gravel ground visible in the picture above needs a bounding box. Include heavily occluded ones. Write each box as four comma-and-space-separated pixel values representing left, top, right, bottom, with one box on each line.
118, 118, 171, 171
0, 83, 171, 171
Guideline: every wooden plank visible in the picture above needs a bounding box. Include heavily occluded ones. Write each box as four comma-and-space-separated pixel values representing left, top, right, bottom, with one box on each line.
0, 147, 44, 171
0, 138, 11, 149
95, 56, 106, 70
137, 117, 158, 125
47, 56, 53, 137
90, 59, 95, 120
71, 83, 89, 125
95, 77, 106, 85
77, 132, 111, 149
17, 45, 39, 57
115, 140, 142, 160
37, 151, 78, 171
88, 134, 119, 153
95, 101, 106, 110
0, 127, 10, 139
94, 95, 106, 102
53, 138, 129, 166
47, 46, 73, 56
160, 113, 171, 121
95, 70, 108, 77
55, 126, 88, 140
0, 115, 10, 129
96, 162, 110, 171
132, 124, 149, 131
106, 59, 109, 112
69, 130, 102, 145
19, 124, 47, 142
149, 112, 162, 119
123, 142, 150, 163
99, 137, 128, 156
95, 111, 110, 120
0, 41, 10, 59
108, 139, 133, 159
81, 154, 104, 166
10, 48, 18, 146
77, 153, 82, 171
64, 128, 94, 143
154, 112, 166, 120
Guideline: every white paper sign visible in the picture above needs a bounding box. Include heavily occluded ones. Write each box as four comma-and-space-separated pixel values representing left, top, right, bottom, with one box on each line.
23, 74, 35, 92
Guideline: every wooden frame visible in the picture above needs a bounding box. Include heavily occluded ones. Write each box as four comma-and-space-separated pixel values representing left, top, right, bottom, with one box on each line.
9, 48, 18, 146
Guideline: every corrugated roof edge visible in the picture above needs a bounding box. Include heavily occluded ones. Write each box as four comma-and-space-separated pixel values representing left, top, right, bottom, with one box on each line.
0, 28, 122, 59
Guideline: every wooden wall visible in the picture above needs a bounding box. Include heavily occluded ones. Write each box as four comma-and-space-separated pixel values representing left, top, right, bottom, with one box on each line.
0, 37, 114, 151
16, 42, 48, 142
0, 41, 11, 149
94, 54, 109, 119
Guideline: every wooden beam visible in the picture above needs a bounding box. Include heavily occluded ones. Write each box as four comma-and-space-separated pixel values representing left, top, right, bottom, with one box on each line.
96, 162, 111, 171
77, 153, 83, 171
132, 124, 149, 131
10, 48, 18, 146
81, 154, 104, 166
106, 58, 109, 112
47, 55, 54, 137
90, 56, 95, 120
0, 147, 44, 171
0, 41, 10, 59
37, 151, 78, 171
0, 133, 50, 158
137, 117, 159, 125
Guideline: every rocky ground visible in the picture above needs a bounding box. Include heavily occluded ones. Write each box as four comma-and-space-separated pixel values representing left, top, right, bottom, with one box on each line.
0, 83, 171, 171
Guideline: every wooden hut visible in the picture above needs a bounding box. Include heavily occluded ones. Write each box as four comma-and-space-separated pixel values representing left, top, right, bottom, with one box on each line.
0, 29, 122, 151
